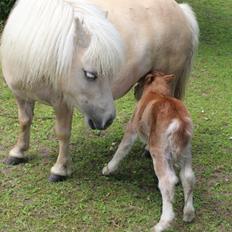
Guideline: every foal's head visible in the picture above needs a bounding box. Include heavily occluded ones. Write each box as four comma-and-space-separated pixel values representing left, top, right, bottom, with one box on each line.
143, 72, 176, 97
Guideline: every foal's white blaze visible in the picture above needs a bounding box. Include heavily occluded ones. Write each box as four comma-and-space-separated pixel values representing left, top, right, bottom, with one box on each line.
1, 0, 124, 129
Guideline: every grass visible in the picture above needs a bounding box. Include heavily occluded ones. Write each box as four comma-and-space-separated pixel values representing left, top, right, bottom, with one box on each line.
0, 0, 232, 231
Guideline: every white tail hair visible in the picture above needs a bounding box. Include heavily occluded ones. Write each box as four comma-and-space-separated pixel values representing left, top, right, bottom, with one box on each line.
1, 0, 124, 89
179, 3, 199, 52
175, 3, 199, 98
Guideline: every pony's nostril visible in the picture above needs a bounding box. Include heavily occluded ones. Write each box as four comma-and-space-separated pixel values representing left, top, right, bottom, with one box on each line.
87, 114, 115, 130
88, 119, 96, 130
103, 116, 114, 129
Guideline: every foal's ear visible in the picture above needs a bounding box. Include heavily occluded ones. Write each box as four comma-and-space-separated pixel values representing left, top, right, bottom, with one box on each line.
75, 18, 91, 48
145, 74, 155, 84
164, 74, 176, 83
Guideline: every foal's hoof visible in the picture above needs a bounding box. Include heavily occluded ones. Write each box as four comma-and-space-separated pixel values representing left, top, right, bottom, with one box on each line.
102, 165, 111, 176
3, 156, 28, 165
49, 174, 67, 182
183, 207, 195, 223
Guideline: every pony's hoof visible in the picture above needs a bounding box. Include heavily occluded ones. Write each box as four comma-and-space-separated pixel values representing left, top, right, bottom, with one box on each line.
48, 174, 67, 182
3, 156, 28, 165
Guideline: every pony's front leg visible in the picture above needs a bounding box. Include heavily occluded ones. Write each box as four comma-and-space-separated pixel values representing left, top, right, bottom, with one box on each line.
49, 104, 73, 182
4, 97, 34, 165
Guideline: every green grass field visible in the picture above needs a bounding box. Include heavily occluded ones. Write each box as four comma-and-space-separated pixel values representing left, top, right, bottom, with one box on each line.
0, 0, 231, 231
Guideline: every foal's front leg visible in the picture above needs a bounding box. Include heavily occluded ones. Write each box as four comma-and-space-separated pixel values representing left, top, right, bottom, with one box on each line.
4, 97, 34, 165
102, 120, 137, 175
49, 104, 73, 182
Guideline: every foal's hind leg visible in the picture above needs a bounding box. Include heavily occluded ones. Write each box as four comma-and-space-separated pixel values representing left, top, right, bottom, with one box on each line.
102, 120, 137, 175
4, 97, 34, 165
180, 144, 195, 222
150, 148, 178, 232
49, 104, 73, 182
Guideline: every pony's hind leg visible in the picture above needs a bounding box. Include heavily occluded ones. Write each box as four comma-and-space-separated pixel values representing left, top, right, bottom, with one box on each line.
4, 97, 35, 165
150, 148, 178, 232
180, 144, 195, 222
102, 119, 137, 175
49, 103, 73, 182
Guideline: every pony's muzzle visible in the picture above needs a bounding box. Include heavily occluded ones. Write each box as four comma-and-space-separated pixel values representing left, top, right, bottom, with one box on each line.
87, 114, 115, 130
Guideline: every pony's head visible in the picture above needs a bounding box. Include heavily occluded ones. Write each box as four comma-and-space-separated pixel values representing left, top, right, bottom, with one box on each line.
1, 0, 123, 130
64, 11, 124, 130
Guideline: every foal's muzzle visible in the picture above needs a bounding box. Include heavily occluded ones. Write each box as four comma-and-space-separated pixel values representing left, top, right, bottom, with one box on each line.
87, 115, 115, 130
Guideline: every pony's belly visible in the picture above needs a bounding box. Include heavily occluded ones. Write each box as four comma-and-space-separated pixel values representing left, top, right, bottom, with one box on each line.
2, 67, 62, 107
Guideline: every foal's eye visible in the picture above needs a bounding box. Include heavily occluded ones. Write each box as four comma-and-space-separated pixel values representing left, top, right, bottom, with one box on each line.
83, 69, 98, 81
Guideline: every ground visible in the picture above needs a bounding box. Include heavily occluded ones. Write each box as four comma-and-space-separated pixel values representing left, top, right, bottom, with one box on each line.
0, 0, 231, 231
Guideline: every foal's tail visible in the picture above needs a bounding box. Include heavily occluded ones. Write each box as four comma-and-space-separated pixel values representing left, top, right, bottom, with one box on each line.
175, 4, 199, 99
166, 118, 193, 161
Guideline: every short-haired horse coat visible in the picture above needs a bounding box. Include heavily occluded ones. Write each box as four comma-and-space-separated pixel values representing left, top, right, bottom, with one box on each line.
102, 72, 195, 232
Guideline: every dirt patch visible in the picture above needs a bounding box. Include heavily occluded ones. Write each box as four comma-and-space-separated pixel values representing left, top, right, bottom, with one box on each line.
39, 147, 51, 158
207, 165, 231, 189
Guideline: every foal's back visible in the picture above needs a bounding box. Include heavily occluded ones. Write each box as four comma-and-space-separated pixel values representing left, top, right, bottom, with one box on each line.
137, 73, 193, 157
102, 72, 196, 231
137, 73, 195, 231
150, 94, 192, 156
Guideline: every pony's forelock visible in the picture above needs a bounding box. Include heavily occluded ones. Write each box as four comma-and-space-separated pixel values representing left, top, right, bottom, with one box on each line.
68, 0, 124, 80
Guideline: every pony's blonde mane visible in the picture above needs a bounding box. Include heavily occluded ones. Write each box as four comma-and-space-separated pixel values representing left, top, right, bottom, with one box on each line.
1, 0, 124, 89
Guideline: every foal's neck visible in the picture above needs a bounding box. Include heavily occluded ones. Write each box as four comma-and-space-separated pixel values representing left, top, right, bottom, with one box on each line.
145, 87, 172, 99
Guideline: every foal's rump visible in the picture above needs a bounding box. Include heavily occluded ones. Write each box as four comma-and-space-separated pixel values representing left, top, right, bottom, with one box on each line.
165, 117, 193, 161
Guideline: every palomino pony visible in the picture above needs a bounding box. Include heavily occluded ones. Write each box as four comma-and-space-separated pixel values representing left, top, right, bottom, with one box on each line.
102, 72, 195, 232
0, 0, 199, 182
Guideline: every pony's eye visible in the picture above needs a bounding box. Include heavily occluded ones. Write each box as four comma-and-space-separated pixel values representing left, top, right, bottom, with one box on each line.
83, 70, 98, 81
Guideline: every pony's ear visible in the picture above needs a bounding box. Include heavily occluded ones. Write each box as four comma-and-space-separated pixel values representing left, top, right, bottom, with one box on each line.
164, 74, 176, 83
75, 18, 91, 48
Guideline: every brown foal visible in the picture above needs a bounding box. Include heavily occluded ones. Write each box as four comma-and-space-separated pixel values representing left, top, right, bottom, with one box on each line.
102, 72, 195, 232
